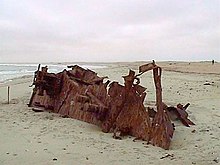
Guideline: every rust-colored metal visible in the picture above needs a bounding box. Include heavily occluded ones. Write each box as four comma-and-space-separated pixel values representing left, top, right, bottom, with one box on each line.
166, 103, 195, 127
138, 62, 174, 149
147, 102, 195, 127
28, 61, 194, 150
103, 70, 151, 141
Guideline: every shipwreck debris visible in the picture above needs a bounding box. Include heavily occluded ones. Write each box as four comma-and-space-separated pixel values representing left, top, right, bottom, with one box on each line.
32, 107, 44, 112
28, 61, 195, 149
166, 103, 195, 127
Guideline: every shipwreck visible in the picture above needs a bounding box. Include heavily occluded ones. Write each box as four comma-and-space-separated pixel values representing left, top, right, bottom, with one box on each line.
28, 61, 194, 149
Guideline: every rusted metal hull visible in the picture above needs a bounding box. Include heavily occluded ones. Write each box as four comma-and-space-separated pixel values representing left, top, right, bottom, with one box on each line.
28, 62, 194, 149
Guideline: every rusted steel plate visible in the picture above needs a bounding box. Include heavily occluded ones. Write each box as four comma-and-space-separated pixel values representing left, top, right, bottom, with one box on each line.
138, 64, 174, 149
28, 62, 194, 150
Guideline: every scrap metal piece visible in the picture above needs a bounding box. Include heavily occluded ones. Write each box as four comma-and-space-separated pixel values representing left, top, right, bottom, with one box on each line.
166, 103, 195, 127
105, 70, 151, 141
148, 102, 195, 127
147, 107, 157, 118
29, 65, 109, 127
28, 62, 194, 150
150, 66, 174, 149
139, 60, 157, 73
32, 107, 44, 112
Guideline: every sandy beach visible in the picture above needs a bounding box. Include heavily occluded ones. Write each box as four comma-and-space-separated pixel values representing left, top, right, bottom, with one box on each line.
0, 61, 220, 165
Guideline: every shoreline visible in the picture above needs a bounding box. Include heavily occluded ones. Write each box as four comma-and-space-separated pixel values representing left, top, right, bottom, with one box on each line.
1, 61, 219, 84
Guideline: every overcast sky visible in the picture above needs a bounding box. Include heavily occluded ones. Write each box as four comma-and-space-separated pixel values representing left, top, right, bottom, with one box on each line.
0, 0, 219, 63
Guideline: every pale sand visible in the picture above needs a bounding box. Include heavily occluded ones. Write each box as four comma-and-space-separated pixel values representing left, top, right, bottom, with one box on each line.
0, 62, 219, 165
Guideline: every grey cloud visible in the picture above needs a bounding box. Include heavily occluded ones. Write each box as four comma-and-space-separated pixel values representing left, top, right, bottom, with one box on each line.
0, 0, 219, 62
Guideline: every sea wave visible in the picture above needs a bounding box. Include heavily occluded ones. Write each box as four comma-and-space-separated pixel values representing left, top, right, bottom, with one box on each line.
0, 63, 106, 83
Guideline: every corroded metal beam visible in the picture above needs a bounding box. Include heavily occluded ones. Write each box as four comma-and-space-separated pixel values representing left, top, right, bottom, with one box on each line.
28, 62, 194, 150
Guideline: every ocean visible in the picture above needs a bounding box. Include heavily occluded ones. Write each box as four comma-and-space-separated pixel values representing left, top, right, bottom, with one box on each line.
0, 63, 106, 83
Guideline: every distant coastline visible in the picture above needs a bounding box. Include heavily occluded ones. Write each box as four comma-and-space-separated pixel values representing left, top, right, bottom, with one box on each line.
1, 61, 219, 83
0, 63, 107, 83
